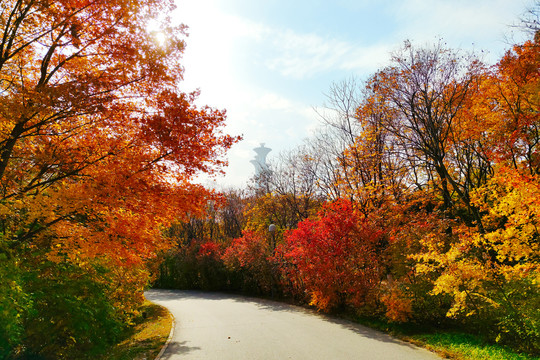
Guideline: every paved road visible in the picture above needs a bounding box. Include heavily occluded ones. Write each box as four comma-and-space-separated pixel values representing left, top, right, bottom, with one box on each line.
145, 289, 442, 360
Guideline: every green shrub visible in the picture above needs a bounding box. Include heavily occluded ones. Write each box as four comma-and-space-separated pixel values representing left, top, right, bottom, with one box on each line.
0, 254, 30, 359
11, 258, 127, 360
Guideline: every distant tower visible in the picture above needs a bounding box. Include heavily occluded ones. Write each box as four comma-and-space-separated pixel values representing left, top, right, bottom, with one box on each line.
250, 143, 271, 176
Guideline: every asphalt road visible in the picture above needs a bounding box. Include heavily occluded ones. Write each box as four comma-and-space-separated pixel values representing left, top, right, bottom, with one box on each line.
145, 289, 442, 360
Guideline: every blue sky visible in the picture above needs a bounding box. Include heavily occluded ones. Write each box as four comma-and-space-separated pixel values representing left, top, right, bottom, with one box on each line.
171, 0, 532, 188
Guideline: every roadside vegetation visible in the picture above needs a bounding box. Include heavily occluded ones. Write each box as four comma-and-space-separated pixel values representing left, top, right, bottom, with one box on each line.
95, 301, 172, 360
349, 317, 539, 360
1, 0, 538, 358
414, 333, 537, 360
0, 0, 237, 358
154, 4, 540, 358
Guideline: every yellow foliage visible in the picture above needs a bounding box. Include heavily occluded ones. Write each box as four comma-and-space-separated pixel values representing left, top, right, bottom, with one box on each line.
416, 166, 539, 322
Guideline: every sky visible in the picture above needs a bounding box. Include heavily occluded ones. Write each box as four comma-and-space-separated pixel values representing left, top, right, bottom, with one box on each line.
170, 0, 533, 189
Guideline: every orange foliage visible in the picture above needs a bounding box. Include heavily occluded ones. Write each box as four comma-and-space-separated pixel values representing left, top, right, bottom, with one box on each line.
469, 38, 540, 172
0, 0, 240, 267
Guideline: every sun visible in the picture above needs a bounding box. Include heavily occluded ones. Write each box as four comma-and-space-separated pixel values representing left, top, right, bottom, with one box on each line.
146, 18, 167, 46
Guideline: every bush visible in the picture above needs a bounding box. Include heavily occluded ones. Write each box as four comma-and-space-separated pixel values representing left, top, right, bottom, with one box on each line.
154, 240, 230, 291
280, 199, 385, 312
222, 231, 279, 295
17, 259, 126, 360
0, 254, 135, 360
0, 254, 29, 359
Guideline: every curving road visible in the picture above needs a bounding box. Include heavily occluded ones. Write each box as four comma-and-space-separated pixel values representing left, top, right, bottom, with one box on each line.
145, 289, 442, 360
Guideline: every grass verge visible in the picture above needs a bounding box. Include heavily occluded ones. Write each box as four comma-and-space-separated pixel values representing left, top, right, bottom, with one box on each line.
351, 317, 539, 360
409, 332, 539, 360
96, 301, 173, 360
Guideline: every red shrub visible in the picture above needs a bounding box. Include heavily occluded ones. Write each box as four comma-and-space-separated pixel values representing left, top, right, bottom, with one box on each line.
280, 199, 385, 312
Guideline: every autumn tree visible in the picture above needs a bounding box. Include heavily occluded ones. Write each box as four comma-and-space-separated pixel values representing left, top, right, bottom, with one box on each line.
299, 131, 344, 200
308, 77, 407, 215
222, 230, 279, 294
219, 188, 247, 240
367, 41, 489, 229
470, 37, 540, 175
0, 0, 238, 357
311, 78, 364, 202
414, 167, 540, 353
0, 0, 238, 259
280, 199, 385, 312
414, 34, 540, 353
341, 86, 409, 215
155, 190, 248, 291
266, 147, 324, 223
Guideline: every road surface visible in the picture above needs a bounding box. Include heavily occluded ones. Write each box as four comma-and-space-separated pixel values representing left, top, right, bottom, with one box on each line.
145, 289, 442, 360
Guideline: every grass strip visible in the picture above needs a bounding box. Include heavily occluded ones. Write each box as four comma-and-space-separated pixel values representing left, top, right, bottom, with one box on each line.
410, 332, 539, 360
96, 301, 173, 360
348, 316, 538, 360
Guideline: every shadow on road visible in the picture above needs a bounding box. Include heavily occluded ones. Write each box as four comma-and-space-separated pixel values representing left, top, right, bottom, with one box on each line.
160, 341, 201, 359
146, 289, 421, 350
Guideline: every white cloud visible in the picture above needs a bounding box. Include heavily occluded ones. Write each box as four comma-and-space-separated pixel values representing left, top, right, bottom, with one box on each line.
172, 5, 392, 186
176, 1, 396, 83
265, 31, 352, 78
391, 0, 529, 60
175, 0, 530, 188
254, 92, 295, 110
263, 29, 394, 79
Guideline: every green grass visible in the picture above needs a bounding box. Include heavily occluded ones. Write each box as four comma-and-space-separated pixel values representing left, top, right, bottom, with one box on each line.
95, 301, 173, 360
346, 316, 539, 360
411, 332, 539, 360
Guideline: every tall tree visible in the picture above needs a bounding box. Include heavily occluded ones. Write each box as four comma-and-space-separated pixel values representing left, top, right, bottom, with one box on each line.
369, 41, 486, 229
0, 0, 239, 261
471, 36, 540, 175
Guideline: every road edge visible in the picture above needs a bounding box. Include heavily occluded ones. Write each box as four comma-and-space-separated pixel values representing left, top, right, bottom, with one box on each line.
154, 311, 175, 360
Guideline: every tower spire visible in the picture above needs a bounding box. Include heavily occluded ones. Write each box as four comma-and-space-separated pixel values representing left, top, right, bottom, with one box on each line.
250, 143, 271, 176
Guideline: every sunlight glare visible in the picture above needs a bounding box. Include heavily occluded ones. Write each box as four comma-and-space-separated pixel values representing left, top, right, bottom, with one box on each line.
146, 18, 167, 46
